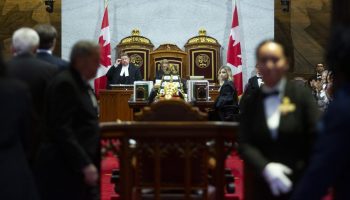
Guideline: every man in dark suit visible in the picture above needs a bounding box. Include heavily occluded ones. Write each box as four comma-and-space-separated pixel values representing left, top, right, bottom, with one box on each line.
34, 24, 69, 70
240, 65, 263, 106
291, 25, 350, 200
0, 49, 39, 200
239, 40, 319, 200
7, 27, 57, 163
36, 41, 100, 200
106, 52, 142, 87
245, 65, 263, 92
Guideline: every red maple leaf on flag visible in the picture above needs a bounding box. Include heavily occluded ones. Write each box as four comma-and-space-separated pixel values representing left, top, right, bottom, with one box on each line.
227, 1, 243, 96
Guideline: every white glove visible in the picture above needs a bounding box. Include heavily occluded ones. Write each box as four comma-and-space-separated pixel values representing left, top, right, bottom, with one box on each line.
262, 162, 293, 196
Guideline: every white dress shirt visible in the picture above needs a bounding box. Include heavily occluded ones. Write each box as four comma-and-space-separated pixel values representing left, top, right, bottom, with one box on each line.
37, 49, 53, 55
257, 76, 264, 87
120, 64, 129, 77
262, 78, 287, 140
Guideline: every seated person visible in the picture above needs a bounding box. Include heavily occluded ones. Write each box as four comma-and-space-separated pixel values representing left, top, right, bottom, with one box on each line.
155, 59, 169, 80
106, 52, 142, 87
155, 59, 180, 80
209, 66, 239, 121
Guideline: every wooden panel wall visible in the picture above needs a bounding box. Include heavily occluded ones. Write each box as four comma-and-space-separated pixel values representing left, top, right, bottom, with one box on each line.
275, 0, 331, 78
0, 0, 61, 60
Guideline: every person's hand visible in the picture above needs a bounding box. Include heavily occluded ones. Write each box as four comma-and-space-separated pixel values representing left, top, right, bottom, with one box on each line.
314, 80, 322, 92
114, 59, 121, 66
262, 162, 293, 196
83, 164, 99, 186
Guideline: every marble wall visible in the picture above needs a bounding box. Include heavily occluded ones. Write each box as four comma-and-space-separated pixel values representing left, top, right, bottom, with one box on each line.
62, 0, 274, 85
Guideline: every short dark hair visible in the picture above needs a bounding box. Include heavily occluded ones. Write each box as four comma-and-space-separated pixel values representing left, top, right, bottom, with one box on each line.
255, 39, 289, 61
34, 24, 57, 50
120, 52, 129, 58
70, 41, 99, 65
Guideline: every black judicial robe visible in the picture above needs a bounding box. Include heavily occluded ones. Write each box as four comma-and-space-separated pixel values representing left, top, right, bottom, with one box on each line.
238, 81, 319, 200
211, 80, 239, 121
36, 67, 100, 200
106, 63, 142, 87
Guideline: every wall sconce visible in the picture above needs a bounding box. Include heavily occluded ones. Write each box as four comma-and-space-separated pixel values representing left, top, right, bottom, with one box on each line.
281, 0, 290, 12
44, 0, 55, 13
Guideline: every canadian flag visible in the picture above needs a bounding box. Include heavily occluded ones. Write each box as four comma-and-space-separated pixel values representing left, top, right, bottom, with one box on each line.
227, 0, 243, 96
94, 3, 112, 97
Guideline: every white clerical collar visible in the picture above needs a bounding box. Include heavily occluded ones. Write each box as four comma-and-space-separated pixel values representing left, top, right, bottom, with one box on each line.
37, 49, 52, 55
120, 64, 129, 77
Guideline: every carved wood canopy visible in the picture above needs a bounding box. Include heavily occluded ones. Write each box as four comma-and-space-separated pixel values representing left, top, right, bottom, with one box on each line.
116, 29, 154, 80
185, 29, 222, 83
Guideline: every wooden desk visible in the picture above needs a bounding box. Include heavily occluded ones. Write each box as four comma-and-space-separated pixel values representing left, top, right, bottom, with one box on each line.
129, 100, 215, 113
99, 86, 134, 122
99, 85, 220, 122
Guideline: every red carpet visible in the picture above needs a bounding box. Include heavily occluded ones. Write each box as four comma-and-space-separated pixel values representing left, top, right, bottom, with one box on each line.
100, 152, 244, 200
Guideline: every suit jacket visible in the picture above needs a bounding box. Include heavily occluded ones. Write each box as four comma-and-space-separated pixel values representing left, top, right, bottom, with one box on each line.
7, 53, 57, 162
0, 78, 39, 200
106, 63, 142, 87
291, 84, 350, 200
240, 75, 261, 106
238, 81, 319, 200
36, 51, 69, 70
36, 67, 100, 200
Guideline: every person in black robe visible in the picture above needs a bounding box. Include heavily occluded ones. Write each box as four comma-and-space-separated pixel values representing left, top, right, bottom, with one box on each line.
209, 65, 239, 121
106, 52, 142, 87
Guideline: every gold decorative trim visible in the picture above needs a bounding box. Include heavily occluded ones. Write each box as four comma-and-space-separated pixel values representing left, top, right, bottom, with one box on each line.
118, 29, 154, 46
185, 29, 220, 46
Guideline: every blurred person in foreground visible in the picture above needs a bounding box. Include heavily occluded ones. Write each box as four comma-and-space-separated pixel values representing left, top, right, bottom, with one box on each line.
291, 25, 350, 200
238, 40, 319, 200
0, 49, 39, 200
34, 24, 69, 70
36, 41, 100, 200
7, 27, 57, 164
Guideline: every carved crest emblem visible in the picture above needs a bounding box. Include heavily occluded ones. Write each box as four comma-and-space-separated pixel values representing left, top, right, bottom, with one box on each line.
195, 54, 210, 68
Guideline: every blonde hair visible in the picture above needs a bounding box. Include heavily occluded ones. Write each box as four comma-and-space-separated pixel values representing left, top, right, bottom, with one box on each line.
218, 65, 233, 81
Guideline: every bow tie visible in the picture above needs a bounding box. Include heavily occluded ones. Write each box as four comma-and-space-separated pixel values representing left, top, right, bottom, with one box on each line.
262, 90, 279, 98
257, 77, 262, 79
